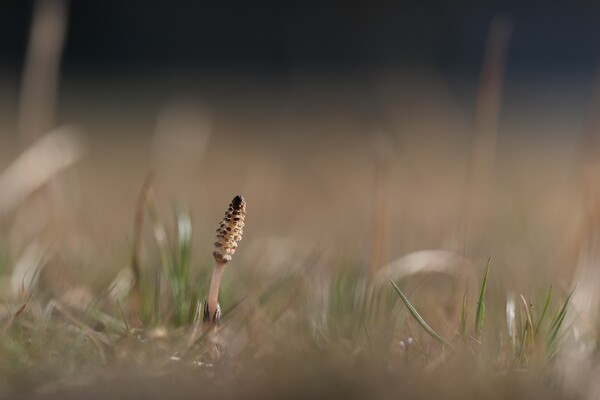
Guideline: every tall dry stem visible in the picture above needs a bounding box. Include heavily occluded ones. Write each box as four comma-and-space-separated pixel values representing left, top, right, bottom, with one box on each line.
18, 0, 68, 146
459, 15, 512, 254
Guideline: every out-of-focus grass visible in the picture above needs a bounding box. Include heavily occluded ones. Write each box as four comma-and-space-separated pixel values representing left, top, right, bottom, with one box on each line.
0, 204, 580, 399
0, 75, 594, 399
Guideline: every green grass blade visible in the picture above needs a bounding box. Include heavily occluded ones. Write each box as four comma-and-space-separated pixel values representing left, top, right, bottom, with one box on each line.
516, 321, 529, 364
146, 197, 174, 279
173, 207, 192, 325
390, 280, 452, 349
550, 287, 576, 331
475, 257, 491, 338
153, 266, 162, 325
460, 292, 467, 338
547, 286, 576, 349
534, 284, 552, 337
550, 304, 561, 327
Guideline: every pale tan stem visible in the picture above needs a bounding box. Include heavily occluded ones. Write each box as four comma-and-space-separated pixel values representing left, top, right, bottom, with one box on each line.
207, 260, 226, 322
18, 0, 69, 146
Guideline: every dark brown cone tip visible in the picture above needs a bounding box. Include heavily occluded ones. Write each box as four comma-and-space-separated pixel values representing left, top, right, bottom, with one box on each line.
232, 195, 245, 210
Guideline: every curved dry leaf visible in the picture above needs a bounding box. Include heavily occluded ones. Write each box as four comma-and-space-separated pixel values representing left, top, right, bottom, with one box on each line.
374, 249, 469, 285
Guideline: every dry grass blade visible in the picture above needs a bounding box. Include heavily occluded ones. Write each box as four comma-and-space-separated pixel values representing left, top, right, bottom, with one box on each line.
3, 302, 28, 331
376, 250, 466, 285
186, 298, 203, 349
460, 15, 512, 251
0, 126, 86, 217
369, 133, 391, 276
131, 173, 154, 300
11, 242, 46, 298
520, 295, 535, 355
51, 301, 112, 351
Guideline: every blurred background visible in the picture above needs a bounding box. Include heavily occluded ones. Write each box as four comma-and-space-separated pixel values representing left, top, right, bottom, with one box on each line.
0, 0, 600, 294
3, 4, 600, 397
